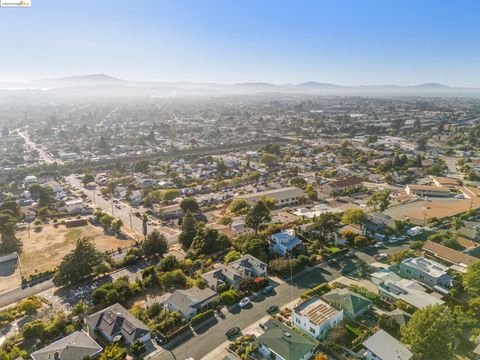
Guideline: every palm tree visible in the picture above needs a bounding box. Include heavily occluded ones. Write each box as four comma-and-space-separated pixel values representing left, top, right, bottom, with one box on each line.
452, 216, 464, 231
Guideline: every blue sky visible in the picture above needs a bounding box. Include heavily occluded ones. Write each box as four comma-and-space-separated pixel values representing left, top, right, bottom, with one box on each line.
1, 0, 479, 86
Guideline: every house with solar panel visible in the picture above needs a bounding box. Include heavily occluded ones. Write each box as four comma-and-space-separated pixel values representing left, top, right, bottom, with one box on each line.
86, 303, 151, 345
291, 296, 343, 339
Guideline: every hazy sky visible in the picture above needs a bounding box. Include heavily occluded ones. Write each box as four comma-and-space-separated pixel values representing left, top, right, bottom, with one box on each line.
1, 0, 479, 86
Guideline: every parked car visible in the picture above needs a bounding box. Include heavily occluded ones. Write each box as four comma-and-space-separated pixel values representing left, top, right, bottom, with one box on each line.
374, 242, 384, 248
226, 327, 241, 338
266, 305, 279, 314
239, 297, 251, 308
262, 285, 274, 294
374, 253, 388, 261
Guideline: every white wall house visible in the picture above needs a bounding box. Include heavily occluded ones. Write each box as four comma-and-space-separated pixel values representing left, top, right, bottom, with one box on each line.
270, 229, 303, 257
291, 296, 343, 339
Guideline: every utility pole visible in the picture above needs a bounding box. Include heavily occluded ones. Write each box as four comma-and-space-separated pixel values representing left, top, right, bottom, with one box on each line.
129, 211, 133, 230
111, 201, 114, 216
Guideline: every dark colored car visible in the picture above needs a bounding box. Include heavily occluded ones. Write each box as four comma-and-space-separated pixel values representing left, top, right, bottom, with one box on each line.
262, 285, 274, 294
226, 327, 241, 338
266, 305, 279, 314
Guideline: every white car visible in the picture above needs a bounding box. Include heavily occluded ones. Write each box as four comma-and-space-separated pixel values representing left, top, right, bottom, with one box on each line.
239, 297, 251, 308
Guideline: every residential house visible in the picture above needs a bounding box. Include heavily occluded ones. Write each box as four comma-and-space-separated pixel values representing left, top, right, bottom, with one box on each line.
431, 176, 460, 188
387, 309, 411, 328
362, 329, 413, 360
400, 257, 452, 289
237, 187, 305, 207
319, 176, 363, 195
322, 288, 372, 320
422, 240, 479, 273
378, 279, 445, 309
291, 296, 343, 339
370, 269, 401, 286
257, 319, 318, 360
201, 254, 267, 291
405, 184, 450, 197
86, 303, 151, 345
30, 330, 102, 360
162, 286, 218, 319
270, 229, 303, 257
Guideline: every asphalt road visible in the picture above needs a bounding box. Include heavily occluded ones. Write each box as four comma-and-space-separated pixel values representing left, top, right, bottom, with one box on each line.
65, 175, 179, 245
152, 280, 306, 360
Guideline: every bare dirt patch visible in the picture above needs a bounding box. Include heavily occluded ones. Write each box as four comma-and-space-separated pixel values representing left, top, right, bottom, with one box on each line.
18, 224, 135, 277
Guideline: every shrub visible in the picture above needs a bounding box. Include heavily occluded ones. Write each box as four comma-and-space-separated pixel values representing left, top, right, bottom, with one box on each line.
190, 309, 214, 326
220, 289, 238, 305
130, 340, 146, 356
300, 283, 331, 300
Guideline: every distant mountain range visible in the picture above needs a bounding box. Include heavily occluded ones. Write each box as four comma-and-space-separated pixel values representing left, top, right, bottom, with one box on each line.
0, 74, 479, 98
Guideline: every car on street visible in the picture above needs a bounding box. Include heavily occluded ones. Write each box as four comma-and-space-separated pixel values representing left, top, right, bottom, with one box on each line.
374, 253, 388, 261
266, 305, 279, 314
262, 285, 274, 294
239, 297, 251, 308
225, 327, 241, 338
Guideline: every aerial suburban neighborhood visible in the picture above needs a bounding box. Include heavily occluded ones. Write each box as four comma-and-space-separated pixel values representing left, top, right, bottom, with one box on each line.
2, 1, 480, 360
1, 92, 480, 360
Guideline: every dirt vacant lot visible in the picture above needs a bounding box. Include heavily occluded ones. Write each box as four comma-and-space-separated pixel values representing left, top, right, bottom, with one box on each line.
18, 224, 136, 277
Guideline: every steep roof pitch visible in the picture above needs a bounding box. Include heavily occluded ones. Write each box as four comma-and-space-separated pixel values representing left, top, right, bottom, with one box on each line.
257, 319, 317, 360
323, 288, 372, 315
31, 330, 102, 360
86, 303, 150, 344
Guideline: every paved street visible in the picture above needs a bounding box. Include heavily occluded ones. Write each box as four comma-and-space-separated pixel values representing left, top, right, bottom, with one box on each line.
65, 175, 180, 245
151, 280, 305, 360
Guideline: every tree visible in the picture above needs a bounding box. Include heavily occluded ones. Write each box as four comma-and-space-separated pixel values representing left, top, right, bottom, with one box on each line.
233, 235, 269, 262
81, 173, 95, 186
367, 190, 391, 211
401, 305, 461, 360
341, 208, 366, 225
220, 289, 238, 305
224, 250, 241, 264
178, 212, 197, 249
141, 230, 168, 257
354, 235, 369, 248
28, 184, 54, 208
260, 153, 276, 166
53, 238, 104, 286
111, 219, 123, 234
157, 255, 180, 272
99, 344, 124, 360
463, 261, 480, 297
311, 212, 339, 241
378, 314, 400, 337
452, 216, 464, 231
245, 200, 271, 234
134, 160, 150, 173
180, 197, 199, 213
160, 269, 187, 289
227, 198, 250, 215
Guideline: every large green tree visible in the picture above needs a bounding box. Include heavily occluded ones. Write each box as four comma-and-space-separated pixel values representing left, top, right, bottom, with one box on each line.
245, 200, 271, 234
341, 208, 366, 226
180, 197, 199, 213
53, 238, 104, 286
367, 190, 391, 212
141, 230, 168, 257
401, 305, 461, 360
178, 212, 197, 249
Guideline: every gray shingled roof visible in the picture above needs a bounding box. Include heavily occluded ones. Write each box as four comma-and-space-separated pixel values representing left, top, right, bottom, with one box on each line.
362, 329, 413, 360
86, 303, 150, 344
31, 330, 102, 360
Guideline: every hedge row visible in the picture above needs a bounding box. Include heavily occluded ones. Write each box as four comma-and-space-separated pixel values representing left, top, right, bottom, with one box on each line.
190, 309, 215, 326
300, 283, 331, 300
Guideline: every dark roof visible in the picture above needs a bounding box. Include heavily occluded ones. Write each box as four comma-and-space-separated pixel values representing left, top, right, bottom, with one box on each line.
86, 303, 150, 344
330, 177, 363, 189
257, 319, 317, 360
